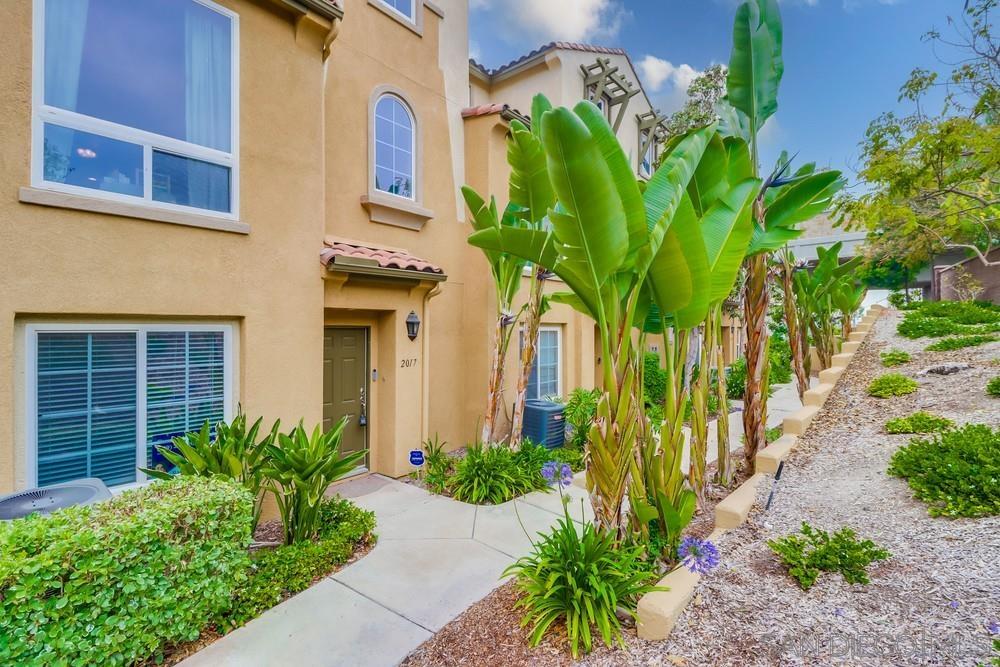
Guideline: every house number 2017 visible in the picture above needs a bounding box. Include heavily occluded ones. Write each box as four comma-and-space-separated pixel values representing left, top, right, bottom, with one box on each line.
400, 358, 418, 368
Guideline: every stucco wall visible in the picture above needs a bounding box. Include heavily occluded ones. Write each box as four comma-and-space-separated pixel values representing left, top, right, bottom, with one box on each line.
935, 249, 1000, 304
0, 0, 330, 493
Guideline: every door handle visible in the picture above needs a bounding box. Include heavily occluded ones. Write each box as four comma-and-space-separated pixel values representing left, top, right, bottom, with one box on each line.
358, 386, 368, 426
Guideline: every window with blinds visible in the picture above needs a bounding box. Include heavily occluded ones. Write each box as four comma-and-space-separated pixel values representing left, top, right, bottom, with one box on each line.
30, 325, 231, 488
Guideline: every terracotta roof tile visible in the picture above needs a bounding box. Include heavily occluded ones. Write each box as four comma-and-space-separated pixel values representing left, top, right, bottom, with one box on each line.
320, 237, 444, 275
472, 42, 628, 77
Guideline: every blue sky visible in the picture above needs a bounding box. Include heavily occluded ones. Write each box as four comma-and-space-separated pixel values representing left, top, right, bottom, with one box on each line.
469, 0, 958, 189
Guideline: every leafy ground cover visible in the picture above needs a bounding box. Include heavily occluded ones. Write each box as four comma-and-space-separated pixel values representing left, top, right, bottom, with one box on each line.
867, 372, 919, 398
884, 411, 954, 434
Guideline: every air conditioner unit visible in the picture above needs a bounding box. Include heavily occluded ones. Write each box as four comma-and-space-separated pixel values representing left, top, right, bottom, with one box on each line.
522, 399, 565, 449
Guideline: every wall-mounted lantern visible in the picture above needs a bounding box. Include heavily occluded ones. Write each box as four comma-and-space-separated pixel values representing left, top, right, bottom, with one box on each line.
406, 311, 420, 341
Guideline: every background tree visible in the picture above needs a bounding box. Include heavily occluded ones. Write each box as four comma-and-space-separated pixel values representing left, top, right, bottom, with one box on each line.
838, 0, 999, 269
664, 64, 728, 139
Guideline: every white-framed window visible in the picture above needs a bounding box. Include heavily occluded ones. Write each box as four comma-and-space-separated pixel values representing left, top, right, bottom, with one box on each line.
640, 128, 656, 178
379, 0, 414, 21
524, 326, 563, 400
31, 0, 240, 219
374, 94, 415, 200
25, 323, 235, 489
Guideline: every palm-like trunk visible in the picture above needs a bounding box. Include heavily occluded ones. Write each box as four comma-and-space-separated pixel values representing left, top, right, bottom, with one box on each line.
509, 270, 546, 443
689, 321, 714, 507
712, 305, 734, 486
780, 253, 809, 401
481, 313, 514, 444
588, 300, 642, 538
742, 253, 771, 468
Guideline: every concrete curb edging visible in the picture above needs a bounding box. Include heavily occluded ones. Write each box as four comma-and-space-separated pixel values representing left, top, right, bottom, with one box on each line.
634, 306, 883, 641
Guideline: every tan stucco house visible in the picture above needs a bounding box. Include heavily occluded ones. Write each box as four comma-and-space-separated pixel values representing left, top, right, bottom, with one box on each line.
0, 0, 740, 495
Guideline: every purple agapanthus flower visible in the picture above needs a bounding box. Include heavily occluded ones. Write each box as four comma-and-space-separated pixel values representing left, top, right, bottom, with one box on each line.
950, 600, 961, 610
541, 461, 573, 488
677, 536, 720, 574
986, 620, 999, 636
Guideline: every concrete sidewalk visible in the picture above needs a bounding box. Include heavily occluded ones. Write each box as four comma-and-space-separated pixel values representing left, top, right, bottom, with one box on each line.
182, 384, 806, 667
181, 475, 591, 667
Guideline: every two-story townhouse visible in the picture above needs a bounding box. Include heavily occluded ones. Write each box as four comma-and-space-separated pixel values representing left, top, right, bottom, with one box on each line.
0, 0, 340, 495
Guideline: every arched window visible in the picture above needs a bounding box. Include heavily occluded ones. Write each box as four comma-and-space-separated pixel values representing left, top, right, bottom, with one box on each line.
373, 94, 414, 200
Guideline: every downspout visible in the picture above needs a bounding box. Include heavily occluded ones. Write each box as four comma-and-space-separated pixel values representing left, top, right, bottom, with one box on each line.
420, 283, 443, 443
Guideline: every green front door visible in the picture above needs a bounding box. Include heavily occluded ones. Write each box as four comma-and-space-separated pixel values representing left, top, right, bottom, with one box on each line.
323, 327, 368, 464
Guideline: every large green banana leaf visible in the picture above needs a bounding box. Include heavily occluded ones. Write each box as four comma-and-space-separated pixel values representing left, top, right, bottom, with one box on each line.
703, 177, 760, 303
765, 170, 844, 231
507, 119, 554, 225
574, 102, 647, 260
540, 106, 630, 301
727, 0, 783, 134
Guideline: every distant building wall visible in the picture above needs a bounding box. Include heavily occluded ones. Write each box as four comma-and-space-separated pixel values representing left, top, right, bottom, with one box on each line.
933, 249, 1000, 304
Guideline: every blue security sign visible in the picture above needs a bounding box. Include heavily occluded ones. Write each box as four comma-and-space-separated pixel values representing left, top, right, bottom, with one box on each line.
409, 450, 425, 466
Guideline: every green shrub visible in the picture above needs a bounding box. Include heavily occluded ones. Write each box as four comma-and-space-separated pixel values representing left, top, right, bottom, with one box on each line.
0, 478, 252, 666
987, 376, 1000, 397
888, 424, 1000, 517
563, 388, 600, 449
548, 445, 586, 472
643, 352, 667, 407
897, 315, 964, 339
767, 522, 890, 590
420, 435, 452, 494
919, 300, 1000, 324
226, 497, 375, 629
925, 334, 997, 351
262, 420, 367, 544
504, 505, 661, 658
766, 426, 783, 443
726, 357, 747, 400
449, 442, 545, 504
867, 373, 919, 398
884, 411, 954, 434
880, 349, 911, 367
769, 337, 794, 385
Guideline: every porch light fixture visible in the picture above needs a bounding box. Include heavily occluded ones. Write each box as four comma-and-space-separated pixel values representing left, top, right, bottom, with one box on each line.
406, 311, 420, 341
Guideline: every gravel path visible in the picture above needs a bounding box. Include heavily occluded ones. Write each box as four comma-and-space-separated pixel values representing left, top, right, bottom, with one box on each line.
404, 311, 1000, 666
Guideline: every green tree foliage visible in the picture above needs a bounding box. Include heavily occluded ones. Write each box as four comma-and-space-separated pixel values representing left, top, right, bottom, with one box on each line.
838, 0, 1000, 270
663, 64, 727, 140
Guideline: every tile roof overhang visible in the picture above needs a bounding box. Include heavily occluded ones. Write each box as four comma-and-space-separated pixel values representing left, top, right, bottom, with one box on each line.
460, 103, 531, 126
321, 237, 446, 282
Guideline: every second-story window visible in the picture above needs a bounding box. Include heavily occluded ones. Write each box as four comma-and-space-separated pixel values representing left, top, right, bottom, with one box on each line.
34, 0, 238, 217
374, 95, 415, 200
379, 0, 414, 22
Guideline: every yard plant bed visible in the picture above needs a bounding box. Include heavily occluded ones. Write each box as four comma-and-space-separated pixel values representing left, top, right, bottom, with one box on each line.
402, 311, 1000, 666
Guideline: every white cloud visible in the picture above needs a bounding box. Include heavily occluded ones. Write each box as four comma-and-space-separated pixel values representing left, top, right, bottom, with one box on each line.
637, 55, 699, 94
485, 0, 628, 44
470, 40, 481, 62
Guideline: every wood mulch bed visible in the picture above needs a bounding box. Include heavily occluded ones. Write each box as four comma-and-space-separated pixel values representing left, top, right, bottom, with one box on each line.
404, 312, 1000, 666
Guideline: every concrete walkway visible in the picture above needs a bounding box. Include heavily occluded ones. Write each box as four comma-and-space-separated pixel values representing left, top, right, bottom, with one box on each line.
181, 475, 592, 667
182, 384, 806, 667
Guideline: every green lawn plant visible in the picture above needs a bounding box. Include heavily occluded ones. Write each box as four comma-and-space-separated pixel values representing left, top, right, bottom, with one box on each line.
448, 441, 547, 504
885, 411, 954, 434
262, 419, 366, 545
563, 387, 601, 449
888, 423, 1000, 517
768, 522, 890, 590
503, 500, 661, 658
867, 373, 918, 398
987, 376, 1000, 397
880, 349, 911, 367
0, 478, 252, 666
926, 334, 997, 351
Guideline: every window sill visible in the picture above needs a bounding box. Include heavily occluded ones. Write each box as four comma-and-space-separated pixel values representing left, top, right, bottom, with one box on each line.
19, 187, 250, 235
361, 193, 433, 231
368, 0, 423, 36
